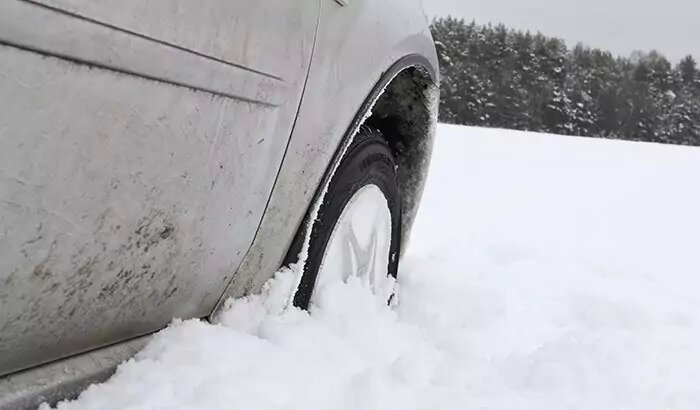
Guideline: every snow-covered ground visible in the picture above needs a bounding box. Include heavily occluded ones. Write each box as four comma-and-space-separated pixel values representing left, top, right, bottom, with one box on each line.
47, 125, 700, 410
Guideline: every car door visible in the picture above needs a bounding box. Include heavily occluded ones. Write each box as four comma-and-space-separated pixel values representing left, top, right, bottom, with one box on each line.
0, 0, 320, 375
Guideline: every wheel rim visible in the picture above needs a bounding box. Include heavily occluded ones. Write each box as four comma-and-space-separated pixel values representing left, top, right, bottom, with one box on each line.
313, 184, 393, 303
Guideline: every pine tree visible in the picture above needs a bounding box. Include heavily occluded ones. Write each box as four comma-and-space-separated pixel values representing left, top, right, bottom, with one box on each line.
679, 55, 697, 84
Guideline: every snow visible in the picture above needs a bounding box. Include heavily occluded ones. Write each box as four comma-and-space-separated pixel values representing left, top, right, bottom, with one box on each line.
45, 124, 700, 410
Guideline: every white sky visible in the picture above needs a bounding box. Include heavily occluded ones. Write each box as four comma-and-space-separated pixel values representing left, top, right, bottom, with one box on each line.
422, 0, 699, 62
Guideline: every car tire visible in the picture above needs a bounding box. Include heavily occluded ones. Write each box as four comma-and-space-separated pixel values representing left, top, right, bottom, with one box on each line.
289, 126, 402, 310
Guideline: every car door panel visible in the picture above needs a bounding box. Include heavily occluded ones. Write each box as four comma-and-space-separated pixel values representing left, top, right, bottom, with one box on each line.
0, 0, 320, 376
31, 0, 317, 79
0, 2, 287, 106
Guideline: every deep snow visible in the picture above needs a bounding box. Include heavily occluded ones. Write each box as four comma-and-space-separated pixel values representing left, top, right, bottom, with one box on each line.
46, 125, 700, 410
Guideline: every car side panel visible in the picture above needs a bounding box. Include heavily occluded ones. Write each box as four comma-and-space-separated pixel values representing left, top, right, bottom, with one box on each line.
213, 0, 438, 308
32, 0, 311, 78
0, 0, 319, 376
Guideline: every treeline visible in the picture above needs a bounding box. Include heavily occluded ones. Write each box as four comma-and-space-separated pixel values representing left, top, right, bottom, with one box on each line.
431, 17, 700, 146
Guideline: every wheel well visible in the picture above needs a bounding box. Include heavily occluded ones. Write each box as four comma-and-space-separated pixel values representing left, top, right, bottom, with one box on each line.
365, 66, 439, 249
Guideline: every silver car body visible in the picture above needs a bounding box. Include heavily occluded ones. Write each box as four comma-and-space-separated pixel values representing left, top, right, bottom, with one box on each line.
0, 0, 438, 407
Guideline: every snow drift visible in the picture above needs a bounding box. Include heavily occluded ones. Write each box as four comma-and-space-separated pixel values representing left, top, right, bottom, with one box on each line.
46, 124, 700, 410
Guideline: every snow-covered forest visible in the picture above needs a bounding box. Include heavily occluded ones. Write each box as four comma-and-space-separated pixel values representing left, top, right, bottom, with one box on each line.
432, 17, 700, 145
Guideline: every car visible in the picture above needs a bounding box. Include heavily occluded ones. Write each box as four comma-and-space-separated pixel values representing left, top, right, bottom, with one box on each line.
0, 0, 438, 407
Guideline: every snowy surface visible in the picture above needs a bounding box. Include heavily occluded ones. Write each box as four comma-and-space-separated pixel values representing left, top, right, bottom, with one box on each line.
47, 125, 700, 410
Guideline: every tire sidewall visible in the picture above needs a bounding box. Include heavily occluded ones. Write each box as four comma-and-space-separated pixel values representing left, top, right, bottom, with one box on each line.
292, 130, 401, 309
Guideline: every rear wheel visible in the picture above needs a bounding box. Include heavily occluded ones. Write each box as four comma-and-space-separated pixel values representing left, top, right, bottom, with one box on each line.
289, 127, 402, 309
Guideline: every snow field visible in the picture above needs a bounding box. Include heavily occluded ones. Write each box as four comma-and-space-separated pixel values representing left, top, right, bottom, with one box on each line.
47, 125, 700, 410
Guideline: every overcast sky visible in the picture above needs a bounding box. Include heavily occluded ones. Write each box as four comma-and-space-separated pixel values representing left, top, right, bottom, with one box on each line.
422, 0, 698, 62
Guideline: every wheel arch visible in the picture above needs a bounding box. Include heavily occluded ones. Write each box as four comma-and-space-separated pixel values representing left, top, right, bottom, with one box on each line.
364, 55, 439, 250
283, 54, 440, 267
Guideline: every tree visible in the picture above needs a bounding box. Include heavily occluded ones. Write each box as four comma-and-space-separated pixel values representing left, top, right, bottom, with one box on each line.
679, 55, 697, 84
430, 18, 700, 146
